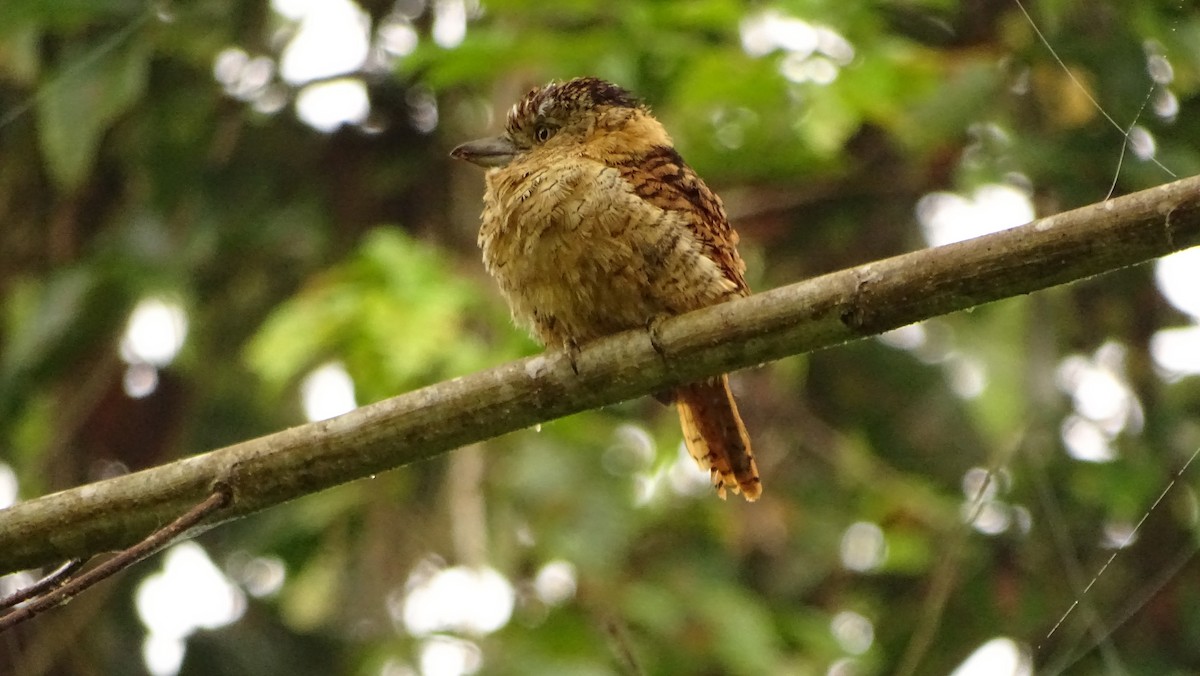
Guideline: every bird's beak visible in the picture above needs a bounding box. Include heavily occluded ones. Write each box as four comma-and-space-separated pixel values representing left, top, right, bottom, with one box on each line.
450, 135, 517, 168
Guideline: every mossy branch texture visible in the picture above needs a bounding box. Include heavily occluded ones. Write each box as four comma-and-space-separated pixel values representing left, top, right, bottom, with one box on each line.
2, 176, 1199, 576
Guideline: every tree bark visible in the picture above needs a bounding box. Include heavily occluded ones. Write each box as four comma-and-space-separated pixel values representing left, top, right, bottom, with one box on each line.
2, 175, 1199, 576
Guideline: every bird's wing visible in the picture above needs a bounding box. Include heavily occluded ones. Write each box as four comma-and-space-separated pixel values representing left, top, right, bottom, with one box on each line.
616, 146, 750, 295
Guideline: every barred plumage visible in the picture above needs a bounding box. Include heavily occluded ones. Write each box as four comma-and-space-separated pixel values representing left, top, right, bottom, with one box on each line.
452, 77, 761, 501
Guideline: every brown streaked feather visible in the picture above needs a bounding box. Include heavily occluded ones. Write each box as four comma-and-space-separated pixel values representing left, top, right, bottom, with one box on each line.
675, 375, 760, 501
507, 78, 643, 140
616, 146, 749, 295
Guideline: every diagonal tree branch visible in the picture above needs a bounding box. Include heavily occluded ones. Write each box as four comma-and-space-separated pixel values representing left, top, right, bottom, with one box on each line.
2, 175, 1199, 576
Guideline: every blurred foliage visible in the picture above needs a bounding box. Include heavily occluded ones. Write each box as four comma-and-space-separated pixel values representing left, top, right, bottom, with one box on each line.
245, 227, 517, 402
2, 0, 1200, 675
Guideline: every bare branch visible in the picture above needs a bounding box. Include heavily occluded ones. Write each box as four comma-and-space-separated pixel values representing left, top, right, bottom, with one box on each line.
0, 559, 83, 612
0, 487, 230, 631
1, 175, 1198, 576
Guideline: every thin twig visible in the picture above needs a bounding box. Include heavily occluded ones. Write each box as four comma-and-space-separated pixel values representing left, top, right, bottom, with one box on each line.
0, 485, 231, 633
1030, 449, 1130, 675
895, 433, 1024, 676
0, 559, 84, 612
601, 614, 644, 676
1055, 542, 1199, 673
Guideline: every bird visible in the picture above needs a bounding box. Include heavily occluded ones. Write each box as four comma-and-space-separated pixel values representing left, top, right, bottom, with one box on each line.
451, 77, 761, 501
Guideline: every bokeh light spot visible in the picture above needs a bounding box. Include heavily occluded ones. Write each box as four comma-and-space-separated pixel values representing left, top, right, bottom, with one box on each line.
401, 563, 515, 636
301, 362, 357, 422
120, 297, 188, 367
277, 0, 370, 85
830, 610, 874, 655
0, 462, 18, 508
1150, 325, 1200, 379
296, 78, 370, 133
419, 635, 481, 676
840, 521, 887, 572
533, 560, 577, 606
917, 184, 1035, 247
668, 442, 714, 498
136, 543, 245, 676
1061, 415, 1117, 463
432, 0, 469, 48
949, 637, 1032, 676
740, 10, 853, 84
123, 362, 160, 399
1156, 247, 1200, 319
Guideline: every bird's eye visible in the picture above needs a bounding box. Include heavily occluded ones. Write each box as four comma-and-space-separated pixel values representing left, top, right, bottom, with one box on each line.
535, 124, 556, 143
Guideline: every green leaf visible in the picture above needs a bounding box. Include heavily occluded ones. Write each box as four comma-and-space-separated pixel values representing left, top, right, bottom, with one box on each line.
0, 21, 40, 85
36, 36, 149, 190
244, 228, 505, 403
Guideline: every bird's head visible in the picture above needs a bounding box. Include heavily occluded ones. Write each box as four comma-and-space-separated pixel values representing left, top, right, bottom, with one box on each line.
451, 77, 668, 169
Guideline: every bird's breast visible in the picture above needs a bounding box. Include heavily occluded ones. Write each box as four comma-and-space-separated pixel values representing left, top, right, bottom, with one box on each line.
477, 158, 733, 347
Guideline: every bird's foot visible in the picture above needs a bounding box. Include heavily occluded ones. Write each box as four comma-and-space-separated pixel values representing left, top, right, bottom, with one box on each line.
563, 338, 582, 376
646, 315, 670, 364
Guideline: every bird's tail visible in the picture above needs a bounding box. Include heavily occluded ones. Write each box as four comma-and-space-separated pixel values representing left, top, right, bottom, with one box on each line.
675, 375, 760, 501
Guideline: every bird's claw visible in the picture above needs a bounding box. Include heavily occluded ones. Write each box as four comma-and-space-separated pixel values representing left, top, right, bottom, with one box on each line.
563, 338, 582, 375
646, 315, 669, 364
